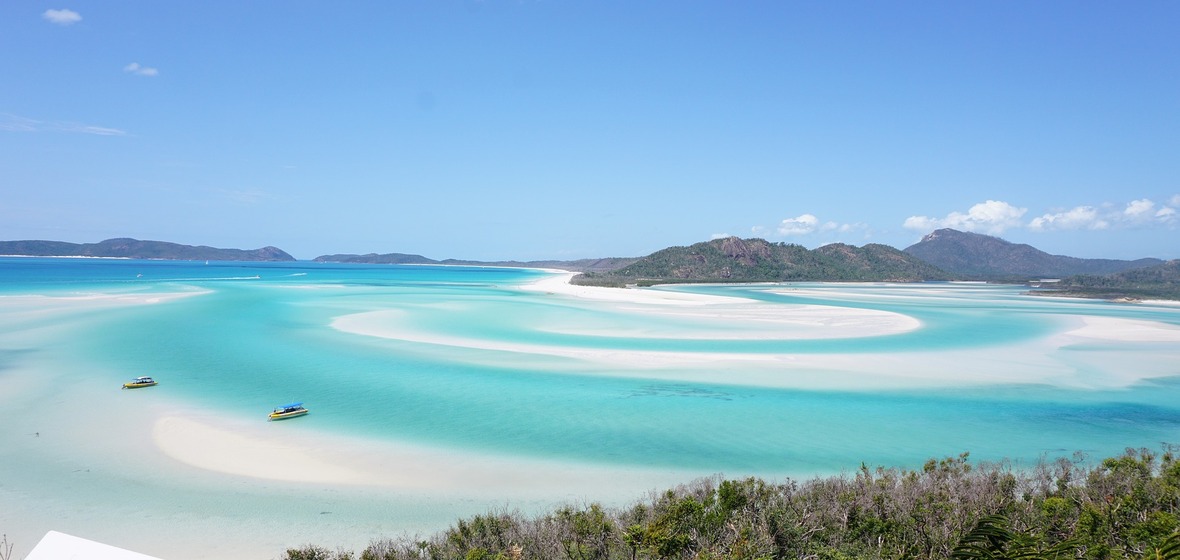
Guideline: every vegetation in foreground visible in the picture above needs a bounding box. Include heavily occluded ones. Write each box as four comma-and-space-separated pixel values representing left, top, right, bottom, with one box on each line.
283, 447, 1180, 560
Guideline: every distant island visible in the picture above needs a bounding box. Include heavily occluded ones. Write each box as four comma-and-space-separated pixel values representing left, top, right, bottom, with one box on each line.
570, 237, 952, 286
900, 229, 1178, 301
3, 230, 1177, 300
0, 238, 295, 262
902, 228, 1163, 279
1044, 259, 1180, 301
312, 252, 638, 273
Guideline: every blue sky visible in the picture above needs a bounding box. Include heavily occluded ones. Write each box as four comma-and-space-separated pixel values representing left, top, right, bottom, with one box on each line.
2, 2, 1177, 261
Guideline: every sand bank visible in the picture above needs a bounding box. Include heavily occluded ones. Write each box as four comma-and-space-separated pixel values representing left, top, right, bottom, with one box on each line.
1063, 315, 1180, 342
330, 273, 1180, 391
152, 414, 681, 496
519, 272, 753, 305
331, 272, 920, 353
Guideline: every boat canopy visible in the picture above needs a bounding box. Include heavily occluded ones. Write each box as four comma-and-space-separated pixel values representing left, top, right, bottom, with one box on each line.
276, 402, 303, 409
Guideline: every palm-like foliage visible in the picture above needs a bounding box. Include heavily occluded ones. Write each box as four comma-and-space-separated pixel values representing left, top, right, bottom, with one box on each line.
951, 515, 1077, 560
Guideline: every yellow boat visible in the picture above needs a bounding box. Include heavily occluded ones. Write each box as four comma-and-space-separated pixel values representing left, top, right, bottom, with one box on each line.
122, 376, 158, 389
268, 402, 309, 421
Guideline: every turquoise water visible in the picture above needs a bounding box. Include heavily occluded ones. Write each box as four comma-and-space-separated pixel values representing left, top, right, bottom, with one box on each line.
3, 257, 1180, 557
4, 257, 1178, 473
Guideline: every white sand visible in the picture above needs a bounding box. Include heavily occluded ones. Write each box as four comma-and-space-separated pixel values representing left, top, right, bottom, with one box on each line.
520, 274, 918, 340
331, 274, 1180, 392
152, 414, 679, 497
331, 273, 920, 366
1063, 315, 1180, 342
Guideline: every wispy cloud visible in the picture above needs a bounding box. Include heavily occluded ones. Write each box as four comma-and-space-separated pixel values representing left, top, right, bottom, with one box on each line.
0, 113, 125, 136
912, 197, 1180, 235
59, 123, 127, 136
124, 62, 159, 77
43, 8, 82, 25
751, 213, 867, 239
1121, 198, 1177, 226
0, 113, 40, 132
1028, 206, 1108, 231
903, 200, 1027, 235
776, 214, 820, 235
1029, 197, 1178, 231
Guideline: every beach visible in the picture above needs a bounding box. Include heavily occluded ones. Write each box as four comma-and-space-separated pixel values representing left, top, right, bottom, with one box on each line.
3, 267, 1180, 559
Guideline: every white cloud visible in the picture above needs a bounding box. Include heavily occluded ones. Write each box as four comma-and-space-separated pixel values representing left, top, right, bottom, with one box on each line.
1106, 198, 1177, 227
777, 214, 819, 236
0, 114, 125, 136
1123, 198, 1156, 221
928, 196, 1180, 235
756, 214, 867, 239
0, 113, 40, 132
124, 62, 159, 77
904, 200, 1027, 235
1157, 206, 1177, 223
902, 215, 937, 232
43, 8, 81, 25
1028, 206, 1108, 231
62, 124, 126, 136
710, 233, 732, 240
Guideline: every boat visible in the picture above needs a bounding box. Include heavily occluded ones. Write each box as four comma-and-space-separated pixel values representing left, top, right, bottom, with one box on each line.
122, 376, 158, 389
268, 402, 309, 421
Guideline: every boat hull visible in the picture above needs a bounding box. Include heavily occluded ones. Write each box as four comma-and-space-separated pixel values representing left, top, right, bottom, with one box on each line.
122, 382, 157, 389
268, 409, 308, 421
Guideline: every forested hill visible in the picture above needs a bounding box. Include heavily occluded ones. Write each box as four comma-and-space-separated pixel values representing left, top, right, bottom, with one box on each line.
572, 237, 952, 287
904, 228, 1163, 279
1045, 259, 1180, 300
0, 238, 295, 261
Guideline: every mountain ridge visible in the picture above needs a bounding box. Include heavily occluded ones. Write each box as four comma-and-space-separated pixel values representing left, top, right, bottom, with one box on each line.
571, 237, 953, 286
2, 231, 1172, 298
902, 228, 1162, 279
0, 238, 295, 262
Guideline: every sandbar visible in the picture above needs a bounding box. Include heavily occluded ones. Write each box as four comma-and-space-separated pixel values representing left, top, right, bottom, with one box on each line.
1062, 315, 1180, 342
330, 273, 1180, 391
151, 414, 684, 498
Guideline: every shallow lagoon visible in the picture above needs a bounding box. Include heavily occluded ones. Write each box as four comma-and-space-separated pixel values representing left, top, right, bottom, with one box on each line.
1, 258, 1178, 558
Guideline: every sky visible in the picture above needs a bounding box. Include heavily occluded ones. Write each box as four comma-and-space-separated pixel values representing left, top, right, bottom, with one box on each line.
2, 2, 1178, 261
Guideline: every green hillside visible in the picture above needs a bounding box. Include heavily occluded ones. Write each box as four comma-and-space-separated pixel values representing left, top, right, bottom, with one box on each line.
1044, 259, 1180, 300
0, 238, 295, 261
573, 237, 952, 287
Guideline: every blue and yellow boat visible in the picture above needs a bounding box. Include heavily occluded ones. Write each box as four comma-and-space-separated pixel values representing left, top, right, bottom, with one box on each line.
122, 376, 158, 389
268, 402, 309, 421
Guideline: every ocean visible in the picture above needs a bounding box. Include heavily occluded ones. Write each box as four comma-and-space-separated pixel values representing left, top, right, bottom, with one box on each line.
1, 257, 1178, 558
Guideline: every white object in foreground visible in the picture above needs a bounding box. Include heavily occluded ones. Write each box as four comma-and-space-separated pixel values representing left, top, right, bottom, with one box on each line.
25, 531, 163, 560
